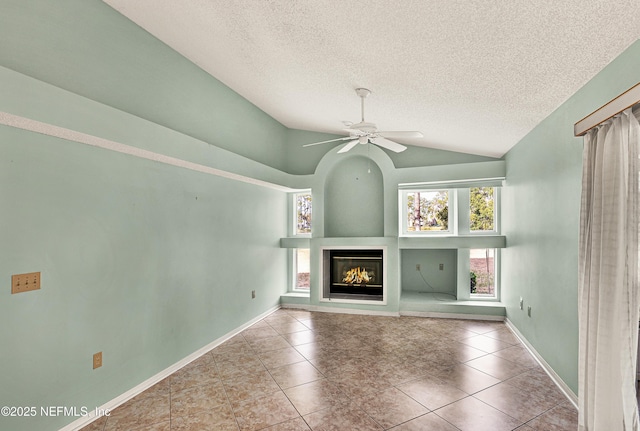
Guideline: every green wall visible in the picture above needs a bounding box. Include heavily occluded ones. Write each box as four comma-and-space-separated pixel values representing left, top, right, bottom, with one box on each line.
0, 123, 288, 431
0, 2, 294, 430
501, 40, 640, 394
400, 249, 457, 294
324, 156, 385, 237
285, 128, 499, 175
0, 0, 290, 171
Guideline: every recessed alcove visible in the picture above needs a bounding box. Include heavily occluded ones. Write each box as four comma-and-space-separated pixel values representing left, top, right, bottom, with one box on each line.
324, 156, 384, 238
400, 249, 457, 297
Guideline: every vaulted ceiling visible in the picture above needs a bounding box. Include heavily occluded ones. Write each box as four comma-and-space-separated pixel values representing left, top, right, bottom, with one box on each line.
103, 1, 639, 157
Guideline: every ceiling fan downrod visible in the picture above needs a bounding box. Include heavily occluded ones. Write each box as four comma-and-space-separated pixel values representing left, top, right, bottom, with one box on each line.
355, 88, 371, 123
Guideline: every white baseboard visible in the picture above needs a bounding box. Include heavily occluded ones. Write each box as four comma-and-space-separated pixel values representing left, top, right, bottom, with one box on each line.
60, 305, 281, 431
281, 303, 399, 317
505, 318, 577, 408
279, 303, 310, 310
282, 304, 505, 321
400, 310, 505, 321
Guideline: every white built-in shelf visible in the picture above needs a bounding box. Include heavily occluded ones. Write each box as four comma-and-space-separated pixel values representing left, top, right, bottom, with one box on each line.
398, 235, 506, 249
281, 235, 506, 249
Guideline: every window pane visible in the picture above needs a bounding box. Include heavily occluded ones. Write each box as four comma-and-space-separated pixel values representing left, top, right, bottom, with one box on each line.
470, 187, 494, 231
406, 190, 449, 232
470, 248, 495, 296
296, 193, 312, 234
295, 249, 310, 290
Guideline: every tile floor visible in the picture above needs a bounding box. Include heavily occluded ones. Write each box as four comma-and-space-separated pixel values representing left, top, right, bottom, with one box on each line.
81, 309, 578, 431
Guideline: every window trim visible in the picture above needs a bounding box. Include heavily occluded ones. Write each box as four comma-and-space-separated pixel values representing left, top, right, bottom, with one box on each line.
400, 186, 500, 237
292, 248, 310, 292
399, 189, 457, 237
293, 191, 312, 237
469, 248, 499, 299
468, 187, 499, 235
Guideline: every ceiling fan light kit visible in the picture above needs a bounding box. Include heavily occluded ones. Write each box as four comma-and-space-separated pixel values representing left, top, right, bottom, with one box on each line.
303, 88, 423, 154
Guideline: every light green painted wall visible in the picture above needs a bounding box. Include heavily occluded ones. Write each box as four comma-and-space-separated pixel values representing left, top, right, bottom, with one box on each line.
324, 156, 384, 237
400, 249, 457, 294
285, 128, 501, 175
386, 146, 500, 169
0, 0, 290, 171
0, 124, 288, 431
0, 4, 293, 429
285, 129, 345, 175
502, 40, 640, 394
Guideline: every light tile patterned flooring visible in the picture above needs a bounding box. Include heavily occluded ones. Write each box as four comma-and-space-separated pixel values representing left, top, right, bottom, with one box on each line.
81, 309, 577, 431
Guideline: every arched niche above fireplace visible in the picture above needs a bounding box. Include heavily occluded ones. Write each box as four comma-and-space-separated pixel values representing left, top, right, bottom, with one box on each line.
324, 155, 384, 238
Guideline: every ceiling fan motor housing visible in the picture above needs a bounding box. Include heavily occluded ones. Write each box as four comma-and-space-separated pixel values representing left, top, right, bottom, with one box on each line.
350, 122, 377, 133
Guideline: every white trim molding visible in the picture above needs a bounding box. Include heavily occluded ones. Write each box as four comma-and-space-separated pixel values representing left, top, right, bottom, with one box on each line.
400, 310, 504, 321
505, 318, 578, 408
0, 111, 295, 193
281, 303, 400, 317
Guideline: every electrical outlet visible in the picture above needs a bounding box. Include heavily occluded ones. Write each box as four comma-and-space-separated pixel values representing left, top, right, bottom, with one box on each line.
93, 352, 102, 369
439, 263, 444, 271
519, 297, 523, 310
11, 272, 41, 294
527, 306, 532, 317
416, 264, 420, 271
251, 290, 256, 299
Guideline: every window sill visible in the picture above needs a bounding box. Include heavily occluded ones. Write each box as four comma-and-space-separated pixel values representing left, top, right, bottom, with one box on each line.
398, 235, 506, 249
282, 292, 310, 298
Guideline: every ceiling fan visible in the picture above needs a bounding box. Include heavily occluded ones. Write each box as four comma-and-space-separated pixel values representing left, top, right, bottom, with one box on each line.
303, 88, 423, 153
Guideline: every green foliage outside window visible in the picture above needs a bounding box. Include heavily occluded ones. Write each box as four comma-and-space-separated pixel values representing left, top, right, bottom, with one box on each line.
296, 193, 312, 234
407, 191, 449, 231
470, 187, 494, 231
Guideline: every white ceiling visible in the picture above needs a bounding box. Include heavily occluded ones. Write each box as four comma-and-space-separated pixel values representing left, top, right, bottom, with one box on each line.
103, 0, 640, 157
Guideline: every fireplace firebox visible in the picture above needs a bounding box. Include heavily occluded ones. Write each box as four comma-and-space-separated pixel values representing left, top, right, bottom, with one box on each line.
327, 249, 384, 300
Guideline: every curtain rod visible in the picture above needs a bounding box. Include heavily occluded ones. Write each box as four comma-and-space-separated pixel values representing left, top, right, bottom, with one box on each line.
574, 81, 640, 137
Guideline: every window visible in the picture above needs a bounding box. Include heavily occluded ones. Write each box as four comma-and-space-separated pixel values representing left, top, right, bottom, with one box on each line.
470, 248, 496, 297
401, 190, 452, 235
470, 187, 495, 232
400, 186, 500, 236
294, 249, 310, 290
295, 192, 312, 235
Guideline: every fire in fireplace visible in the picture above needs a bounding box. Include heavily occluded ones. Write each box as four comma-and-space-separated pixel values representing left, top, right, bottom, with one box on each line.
329, 249, 383, 299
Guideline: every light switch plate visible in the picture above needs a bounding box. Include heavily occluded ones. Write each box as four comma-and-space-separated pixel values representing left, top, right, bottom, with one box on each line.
93, 352, 102, 369
11, 272, 41, 294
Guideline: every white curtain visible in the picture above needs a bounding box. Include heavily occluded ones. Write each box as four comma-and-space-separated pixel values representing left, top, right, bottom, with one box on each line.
578, 107, 640, 430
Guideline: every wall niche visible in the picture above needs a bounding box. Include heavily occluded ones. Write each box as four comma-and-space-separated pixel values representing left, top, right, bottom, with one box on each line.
323, 155, 384, 237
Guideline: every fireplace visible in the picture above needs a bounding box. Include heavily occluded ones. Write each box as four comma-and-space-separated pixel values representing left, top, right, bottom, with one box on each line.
323, 249, 385, 302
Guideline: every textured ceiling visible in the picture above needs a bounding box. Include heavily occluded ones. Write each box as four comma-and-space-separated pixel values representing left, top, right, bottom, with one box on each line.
103, 0, 640, 157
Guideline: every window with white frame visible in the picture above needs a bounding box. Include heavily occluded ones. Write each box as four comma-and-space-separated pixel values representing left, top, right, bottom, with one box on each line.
400, 186, 500, 236
470, 187, 496, 233
401, 190, 453, 235
470, 248, 497, 297
294, 248, 310, 291
294, 192, 312, 235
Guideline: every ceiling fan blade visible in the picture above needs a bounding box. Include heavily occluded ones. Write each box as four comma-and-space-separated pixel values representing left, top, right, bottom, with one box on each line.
337, 139, 360, 153
377, 131, 424, 139
303, 136, 352, 147
372, 137, 407, 153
